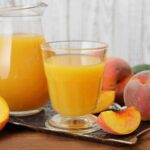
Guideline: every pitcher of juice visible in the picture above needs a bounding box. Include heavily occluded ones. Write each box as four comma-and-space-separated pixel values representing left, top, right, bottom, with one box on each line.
0, 2, 48, 116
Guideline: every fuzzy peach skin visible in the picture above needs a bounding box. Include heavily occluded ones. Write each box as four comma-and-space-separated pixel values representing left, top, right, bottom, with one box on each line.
0, 96, 9, 130
102, 57, 132, 105
97, 107, 141, 135
124, 71, 150, 120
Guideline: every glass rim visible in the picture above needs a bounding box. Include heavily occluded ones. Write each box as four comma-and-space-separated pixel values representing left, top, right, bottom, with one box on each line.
0, 2, 47, 17
41, 40, 108, 51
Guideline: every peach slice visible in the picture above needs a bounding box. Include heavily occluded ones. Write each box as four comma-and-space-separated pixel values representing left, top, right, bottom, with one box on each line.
0, 96, 9, 130
97, 107, 141, 135
93, 90, 115, 114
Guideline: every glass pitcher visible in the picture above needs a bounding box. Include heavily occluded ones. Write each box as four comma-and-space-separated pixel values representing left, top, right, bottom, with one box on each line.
0, 2, 49, 116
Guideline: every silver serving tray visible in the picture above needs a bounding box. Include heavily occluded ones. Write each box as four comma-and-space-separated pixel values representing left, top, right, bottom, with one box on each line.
9, 103, 150, 146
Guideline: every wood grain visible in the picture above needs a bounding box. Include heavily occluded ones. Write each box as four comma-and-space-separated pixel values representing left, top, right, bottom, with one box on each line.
42, 0, 68, 41
112, 0, 129, 60
1, 124, 150, 150
142, 0, 150, 64
0, 0, 149, 65
42, 0, 150, 65
127, 0, 144, 65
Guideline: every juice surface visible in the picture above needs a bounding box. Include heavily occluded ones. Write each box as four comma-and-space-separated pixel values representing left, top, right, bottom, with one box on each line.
44, 54, 104, 116
0, 33, 48, 111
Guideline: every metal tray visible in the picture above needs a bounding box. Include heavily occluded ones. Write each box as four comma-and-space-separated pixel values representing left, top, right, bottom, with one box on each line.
9, 103, 150, 146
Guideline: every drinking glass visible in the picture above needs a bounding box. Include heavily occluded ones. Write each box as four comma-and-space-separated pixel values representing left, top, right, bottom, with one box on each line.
41, 41, 107, 134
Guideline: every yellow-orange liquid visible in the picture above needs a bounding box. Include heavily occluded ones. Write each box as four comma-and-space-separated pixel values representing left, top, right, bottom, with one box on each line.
0, 33, 48, 111
44, 55, 104, 116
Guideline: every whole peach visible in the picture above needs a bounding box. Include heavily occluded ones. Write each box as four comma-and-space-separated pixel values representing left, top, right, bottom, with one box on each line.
124, 71, 150, 120
102, 57, 132, 105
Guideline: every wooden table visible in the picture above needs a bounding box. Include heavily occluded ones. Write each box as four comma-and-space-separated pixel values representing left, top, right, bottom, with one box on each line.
0, 124, 150, 150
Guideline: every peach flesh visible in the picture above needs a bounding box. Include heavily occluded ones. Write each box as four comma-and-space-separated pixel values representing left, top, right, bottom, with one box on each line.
0, 96, 9, 130
97, 107, 141, 135
93, 90, 115, 113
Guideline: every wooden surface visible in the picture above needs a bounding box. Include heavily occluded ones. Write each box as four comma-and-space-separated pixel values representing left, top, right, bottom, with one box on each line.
0, 124, 150, 150
0, 0, 150, 65
42, 0, 150, 65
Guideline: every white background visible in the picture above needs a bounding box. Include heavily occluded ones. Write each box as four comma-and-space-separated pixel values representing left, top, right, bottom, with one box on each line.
42, 0, 150, 66
0, 0, 150, 65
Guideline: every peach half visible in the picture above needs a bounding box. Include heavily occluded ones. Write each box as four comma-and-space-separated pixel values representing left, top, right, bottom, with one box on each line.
97, 107, 141, 135
0, 96, 9, 130
93, 90, 115, 114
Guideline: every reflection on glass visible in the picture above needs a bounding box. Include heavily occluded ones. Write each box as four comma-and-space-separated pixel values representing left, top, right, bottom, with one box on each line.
41, 41, 107, 134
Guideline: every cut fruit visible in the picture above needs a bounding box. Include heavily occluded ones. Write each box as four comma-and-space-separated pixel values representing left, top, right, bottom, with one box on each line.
93, 91, 115, 114
97, 107, 141, 135
0, 96, 9, 130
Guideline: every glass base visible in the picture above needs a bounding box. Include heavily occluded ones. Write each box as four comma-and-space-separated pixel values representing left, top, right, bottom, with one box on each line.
45, 114, 100, 134
10, 107, 43, 117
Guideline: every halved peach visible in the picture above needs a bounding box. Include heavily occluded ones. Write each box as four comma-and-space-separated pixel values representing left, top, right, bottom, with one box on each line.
97, 107, 141, 135
0, 96, 9, 130
93, 90, 115, 114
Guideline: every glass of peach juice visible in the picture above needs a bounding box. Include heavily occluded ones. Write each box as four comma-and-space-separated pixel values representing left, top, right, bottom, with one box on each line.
41, 41, 107, 134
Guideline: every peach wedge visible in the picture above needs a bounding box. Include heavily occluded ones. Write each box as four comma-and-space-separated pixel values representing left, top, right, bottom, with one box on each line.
93, 90, 115, 114
97, 107, 141, 135
0, 96, 9, 130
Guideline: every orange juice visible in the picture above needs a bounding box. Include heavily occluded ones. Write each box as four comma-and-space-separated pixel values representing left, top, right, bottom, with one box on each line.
44, 55, 104, 116
0, 33, 48, 111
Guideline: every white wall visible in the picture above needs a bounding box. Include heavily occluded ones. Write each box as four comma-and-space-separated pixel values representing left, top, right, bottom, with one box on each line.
0, 0, 149, 65
42, 0, 150, 66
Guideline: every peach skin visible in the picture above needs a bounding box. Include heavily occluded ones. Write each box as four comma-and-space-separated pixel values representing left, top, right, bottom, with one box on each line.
102, 57, 132, 105
124, 71, 150, 120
